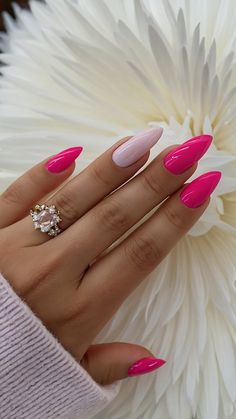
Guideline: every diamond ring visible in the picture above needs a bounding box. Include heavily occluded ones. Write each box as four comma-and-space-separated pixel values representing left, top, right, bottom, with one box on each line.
30, 204, 62, 237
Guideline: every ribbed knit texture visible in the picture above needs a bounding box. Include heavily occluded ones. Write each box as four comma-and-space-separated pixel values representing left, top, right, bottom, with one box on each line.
0, 272, 121, 419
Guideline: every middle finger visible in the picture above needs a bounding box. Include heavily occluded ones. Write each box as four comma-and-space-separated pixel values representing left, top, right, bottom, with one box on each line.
50, 135, 213, 272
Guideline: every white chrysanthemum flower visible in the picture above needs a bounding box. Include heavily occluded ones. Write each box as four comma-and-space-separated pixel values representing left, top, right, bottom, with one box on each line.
1, 1, 236, 418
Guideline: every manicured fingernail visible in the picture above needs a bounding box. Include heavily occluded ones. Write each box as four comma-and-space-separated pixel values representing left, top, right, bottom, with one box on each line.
180, 171, 222, 208
45, 146, 83, 173
128, 357, 166, 376
112, 126, 163, 168
164, 134, 213, 175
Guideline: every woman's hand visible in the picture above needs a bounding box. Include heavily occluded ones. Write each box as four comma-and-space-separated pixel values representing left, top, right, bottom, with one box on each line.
0, 127, 220, 385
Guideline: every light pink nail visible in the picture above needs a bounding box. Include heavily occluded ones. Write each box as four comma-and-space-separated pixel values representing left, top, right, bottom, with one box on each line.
46, 146, 83, 173
180, 171, 222, 208
112, 127, 163, 168
128, 357, 166, 376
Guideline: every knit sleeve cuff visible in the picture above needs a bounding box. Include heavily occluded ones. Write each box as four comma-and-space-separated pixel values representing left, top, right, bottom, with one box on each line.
0, 272, 121, 419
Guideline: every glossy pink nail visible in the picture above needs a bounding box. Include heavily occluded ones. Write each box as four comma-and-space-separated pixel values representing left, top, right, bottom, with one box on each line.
128, 357, 166, 376
46, 146, 83, 173
180, 171, 222, 208
164, 135, 213, 174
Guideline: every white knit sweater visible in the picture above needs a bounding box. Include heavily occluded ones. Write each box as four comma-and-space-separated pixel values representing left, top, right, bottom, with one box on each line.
0, 272, 121, 418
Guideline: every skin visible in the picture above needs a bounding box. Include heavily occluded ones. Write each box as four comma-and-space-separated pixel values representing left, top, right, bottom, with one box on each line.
0, 135, 209, 385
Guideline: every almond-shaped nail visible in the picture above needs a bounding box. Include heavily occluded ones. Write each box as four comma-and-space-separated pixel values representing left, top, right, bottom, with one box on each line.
180, 171, 222, 208
46, 146, 83, 173
128, 357, 166, 376
112, 126, 163, 168
164, 134, 213, 175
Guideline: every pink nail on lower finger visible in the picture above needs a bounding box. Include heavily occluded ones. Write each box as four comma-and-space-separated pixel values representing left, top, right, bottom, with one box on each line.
180, 171, 222, 208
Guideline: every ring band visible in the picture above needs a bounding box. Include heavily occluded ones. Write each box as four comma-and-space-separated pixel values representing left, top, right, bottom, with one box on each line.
30, 204, 62, 237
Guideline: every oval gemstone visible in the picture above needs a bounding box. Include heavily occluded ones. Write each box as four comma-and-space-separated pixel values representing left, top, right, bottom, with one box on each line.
37, 210, 55, 232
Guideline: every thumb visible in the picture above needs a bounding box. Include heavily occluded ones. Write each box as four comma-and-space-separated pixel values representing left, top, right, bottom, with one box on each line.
80, 342, 166, 385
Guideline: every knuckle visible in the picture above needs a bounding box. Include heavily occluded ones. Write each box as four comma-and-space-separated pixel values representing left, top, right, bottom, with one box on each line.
142, 169, 167, 197
54, 190, 78, 224
2, 180, 23, 206
124, 235, 161, 271
56, 298, 91, 329
27, 167, 39, 185
90, 164, 111, 188
164, 206, 185, 231
95, 198, 129, 233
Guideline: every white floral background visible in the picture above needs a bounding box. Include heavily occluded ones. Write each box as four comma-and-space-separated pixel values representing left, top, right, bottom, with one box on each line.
0, 1, 236, 418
